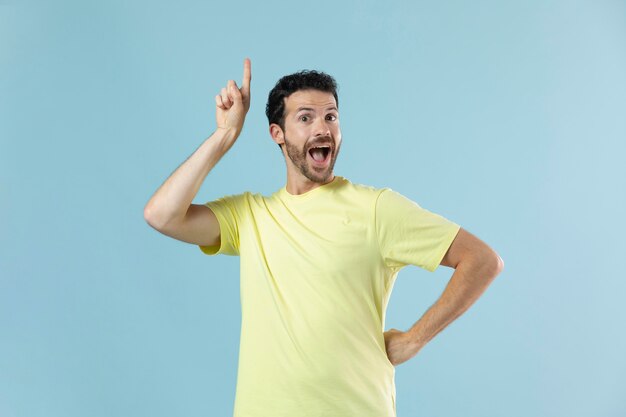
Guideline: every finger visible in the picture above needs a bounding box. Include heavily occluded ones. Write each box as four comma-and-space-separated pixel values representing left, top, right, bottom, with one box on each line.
220, 87, 232, 107
215, 95, 225, 109
228, 80, 242, 103
241, 57, 251, 96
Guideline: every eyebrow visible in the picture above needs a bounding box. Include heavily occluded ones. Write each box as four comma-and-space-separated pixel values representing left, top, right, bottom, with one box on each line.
296, 106, 338, 113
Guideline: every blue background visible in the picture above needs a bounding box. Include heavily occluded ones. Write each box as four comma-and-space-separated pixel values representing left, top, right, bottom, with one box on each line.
2, 1, 625, 416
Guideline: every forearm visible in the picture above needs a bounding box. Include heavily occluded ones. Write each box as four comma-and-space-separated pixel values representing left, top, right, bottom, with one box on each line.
143, 127, 237, 229
407, 256, 502, 350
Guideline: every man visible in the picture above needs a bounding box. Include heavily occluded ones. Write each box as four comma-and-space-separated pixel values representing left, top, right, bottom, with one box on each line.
144, 58, 504, 417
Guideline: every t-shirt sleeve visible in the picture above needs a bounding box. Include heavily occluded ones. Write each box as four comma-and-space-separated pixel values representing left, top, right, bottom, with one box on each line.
198, 193, 245, 256
375, 188, 461, 272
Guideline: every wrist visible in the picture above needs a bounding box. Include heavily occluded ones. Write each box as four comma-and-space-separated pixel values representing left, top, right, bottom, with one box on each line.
216, 125, 240, 139
406, 327, 428, 350
214, 126, 242, 148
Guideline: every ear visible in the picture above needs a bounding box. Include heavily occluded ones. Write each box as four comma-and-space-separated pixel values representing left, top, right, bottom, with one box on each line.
269, 123, 285, 146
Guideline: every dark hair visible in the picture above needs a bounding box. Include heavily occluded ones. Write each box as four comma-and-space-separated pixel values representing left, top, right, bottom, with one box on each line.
265, 70, 339, 134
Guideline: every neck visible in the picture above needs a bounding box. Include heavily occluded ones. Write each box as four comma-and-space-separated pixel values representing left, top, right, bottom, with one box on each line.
285, 171, 335, 195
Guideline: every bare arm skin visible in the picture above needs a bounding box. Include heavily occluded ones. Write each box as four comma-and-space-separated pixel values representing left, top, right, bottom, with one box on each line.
143, 58, 252, 246
384, 228, 504, 366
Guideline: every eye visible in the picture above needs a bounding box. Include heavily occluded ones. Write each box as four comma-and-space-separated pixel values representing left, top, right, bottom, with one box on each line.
326, 114, 337, 121
299, 115, 310, 122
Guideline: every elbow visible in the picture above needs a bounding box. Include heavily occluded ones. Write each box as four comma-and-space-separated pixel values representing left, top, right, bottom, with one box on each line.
466, 248, 503, 279
488, 251, 504, 278
458, 248, 503, 280
496, 253, 504, 274
143, 203, 157, 228
143, 202, 167, 231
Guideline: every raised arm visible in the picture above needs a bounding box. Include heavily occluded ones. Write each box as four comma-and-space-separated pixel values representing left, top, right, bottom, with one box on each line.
143, 58, 252, 246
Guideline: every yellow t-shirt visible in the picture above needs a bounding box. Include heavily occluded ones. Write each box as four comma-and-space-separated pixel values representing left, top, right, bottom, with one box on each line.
199, 176, 460, 417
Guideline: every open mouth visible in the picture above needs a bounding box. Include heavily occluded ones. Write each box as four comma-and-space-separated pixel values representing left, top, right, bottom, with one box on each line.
308, 145, 331, 164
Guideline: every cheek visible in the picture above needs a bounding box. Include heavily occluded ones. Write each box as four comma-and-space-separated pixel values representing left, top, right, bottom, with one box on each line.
334, 129, 342, 143
288, 125, 308, 138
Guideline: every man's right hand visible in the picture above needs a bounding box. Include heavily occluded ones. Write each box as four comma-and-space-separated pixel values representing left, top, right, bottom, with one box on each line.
215, 58, 252, 138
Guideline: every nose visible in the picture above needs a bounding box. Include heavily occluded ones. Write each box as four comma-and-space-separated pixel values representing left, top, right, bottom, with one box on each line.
312, 116, 331, 137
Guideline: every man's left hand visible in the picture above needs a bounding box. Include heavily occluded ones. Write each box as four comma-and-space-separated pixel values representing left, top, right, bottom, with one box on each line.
383, 328, 422, 366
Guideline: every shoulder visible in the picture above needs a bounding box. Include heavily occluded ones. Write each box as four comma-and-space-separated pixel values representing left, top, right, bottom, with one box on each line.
340, 179, 418, 214
337, 176, 389, 201
238, 190, 278, 210
216, 190, 265, 201
206, 191, 271, 224
208, 191, 261, 211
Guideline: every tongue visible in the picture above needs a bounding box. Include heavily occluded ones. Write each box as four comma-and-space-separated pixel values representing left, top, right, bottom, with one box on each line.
311, 148, 325, 162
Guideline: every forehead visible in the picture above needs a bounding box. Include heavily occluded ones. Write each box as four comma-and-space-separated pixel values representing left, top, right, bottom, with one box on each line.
284, 89, 337, 114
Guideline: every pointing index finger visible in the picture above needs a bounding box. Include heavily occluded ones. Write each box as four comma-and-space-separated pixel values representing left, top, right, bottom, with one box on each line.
242, 58, 251, 93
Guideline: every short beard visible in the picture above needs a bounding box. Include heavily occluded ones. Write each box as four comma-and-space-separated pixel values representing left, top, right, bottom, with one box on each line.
283, 135, 341, 184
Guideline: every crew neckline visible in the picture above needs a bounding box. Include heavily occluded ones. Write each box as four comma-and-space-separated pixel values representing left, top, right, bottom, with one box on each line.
278, 175, 345, 200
